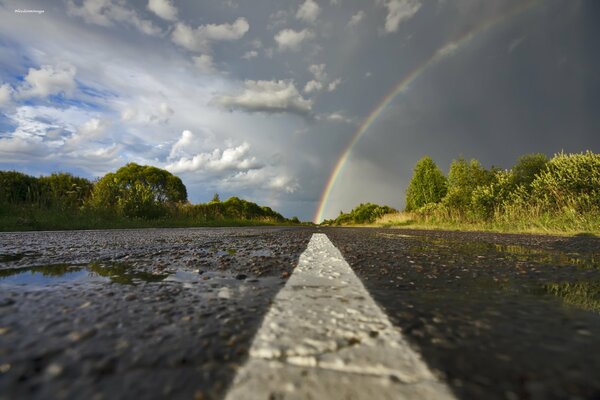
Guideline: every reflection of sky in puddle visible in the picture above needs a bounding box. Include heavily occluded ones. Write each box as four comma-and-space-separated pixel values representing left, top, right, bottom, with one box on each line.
0, 263, 168, 287
0, 266, 108, 287
0, 264, 281, 299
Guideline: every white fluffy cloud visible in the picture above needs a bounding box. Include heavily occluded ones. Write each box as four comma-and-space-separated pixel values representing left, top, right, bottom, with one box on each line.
0, 105, 122, 173
165, 130, 297, 193
274, 28, 315, 51
319, 111, 353, 124
63, 118, 110, 150
166, 139, 261, 174
383, 0, 421, 33
296, 0, 321, 23
304, 64, 341, 93
172, 18, 249, 53
67, 0, 161, 36
147, 0, 178, 21
0, 83, 13, 107
348, 10, 365, 26
309, 64, 326, 81
17, 64, 77, 99
213, 80, 313, 115
304, 80, 323, 93
242, 50, 259, 60
224, 169, 300, 193
193, 54, 217, 74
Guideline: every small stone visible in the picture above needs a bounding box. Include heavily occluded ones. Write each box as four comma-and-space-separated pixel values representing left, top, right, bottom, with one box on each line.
0, 364, 10, 373
124, 293, 137, 301
0, 327, 10, 335
68, 328, 97, 342
45, 363, 64, 378
79, 301, 92, 309
281, 271, 290, 279
235, 274, 247, 280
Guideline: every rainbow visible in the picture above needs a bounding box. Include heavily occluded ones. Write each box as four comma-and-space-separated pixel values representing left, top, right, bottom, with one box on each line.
313, 0, 541, 223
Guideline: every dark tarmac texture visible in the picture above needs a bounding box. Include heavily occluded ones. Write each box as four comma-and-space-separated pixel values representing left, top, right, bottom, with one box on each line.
0, 227, 314, 400
2, 227, 600, 400
326, 228, 600, 400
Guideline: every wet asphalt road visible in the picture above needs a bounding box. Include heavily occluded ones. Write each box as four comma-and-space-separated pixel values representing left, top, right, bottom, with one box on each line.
327, 228, 600, 400
1, 226, 600, 399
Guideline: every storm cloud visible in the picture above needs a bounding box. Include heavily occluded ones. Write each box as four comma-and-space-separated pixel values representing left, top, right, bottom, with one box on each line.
0, 0, 599, 221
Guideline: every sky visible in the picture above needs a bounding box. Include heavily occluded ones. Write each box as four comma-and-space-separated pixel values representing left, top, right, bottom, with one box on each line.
0, 0, 599, 222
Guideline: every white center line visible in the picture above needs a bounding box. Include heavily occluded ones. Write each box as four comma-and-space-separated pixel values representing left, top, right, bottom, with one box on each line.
225, 233, 457, 399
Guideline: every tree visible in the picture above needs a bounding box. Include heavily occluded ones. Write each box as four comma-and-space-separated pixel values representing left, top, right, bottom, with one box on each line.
511, 153, 548, 189
405, 156, 447, 211
444, 157, 493, 213
87, 163, 187, 218
211, 193, 221, 203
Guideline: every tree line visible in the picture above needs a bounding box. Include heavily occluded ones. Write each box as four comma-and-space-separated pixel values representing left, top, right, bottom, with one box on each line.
0, 163, 291, 230
404, 151, 600, 228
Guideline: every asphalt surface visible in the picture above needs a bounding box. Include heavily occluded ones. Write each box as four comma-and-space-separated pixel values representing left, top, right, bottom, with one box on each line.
1, 226, 600, 399
0, 227, 314, 400
327, 228, 600, 400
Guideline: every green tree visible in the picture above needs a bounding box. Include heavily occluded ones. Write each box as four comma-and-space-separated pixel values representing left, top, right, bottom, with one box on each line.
444, 157, 493, 213
511, 153, 548, 189
211, 193, 221, 203
405, 156, 447, 211
87, 163, 187, 218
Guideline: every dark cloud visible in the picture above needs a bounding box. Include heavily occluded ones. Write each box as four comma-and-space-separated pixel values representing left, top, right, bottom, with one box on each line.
0, 0, 598, 221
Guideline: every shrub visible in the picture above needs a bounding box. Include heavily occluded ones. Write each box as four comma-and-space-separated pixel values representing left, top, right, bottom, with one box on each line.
329, 203, 397, 225
405, 156, 447, 211
511, 153, 548, 189
531, 151, 600, 212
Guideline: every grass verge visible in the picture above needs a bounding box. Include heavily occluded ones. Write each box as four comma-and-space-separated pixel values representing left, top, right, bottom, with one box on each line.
372, 212, 600, 236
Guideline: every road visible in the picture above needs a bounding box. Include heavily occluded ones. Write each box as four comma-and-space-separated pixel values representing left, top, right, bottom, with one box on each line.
1, 227, 599, 399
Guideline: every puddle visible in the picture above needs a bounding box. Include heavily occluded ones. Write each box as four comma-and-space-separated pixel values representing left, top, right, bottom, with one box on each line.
0, 262, 282, 294
0, 265, 108, 287
408, 236, 600, 270
0, 262, 168, 287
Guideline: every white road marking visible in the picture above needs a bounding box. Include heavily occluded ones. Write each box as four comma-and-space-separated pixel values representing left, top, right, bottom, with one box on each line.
225, 233, 456, 399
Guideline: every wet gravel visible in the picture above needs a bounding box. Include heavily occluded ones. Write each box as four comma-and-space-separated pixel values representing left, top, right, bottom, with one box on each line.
326, 227, 600, 400
0, 227, 314, 400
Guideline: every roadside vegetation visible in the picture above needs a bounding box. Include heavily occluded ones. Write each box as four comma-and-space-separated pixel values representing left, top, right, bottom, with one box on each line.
331, 151, 600, 235
321, 203, 397, 225
0, 163, 301, 231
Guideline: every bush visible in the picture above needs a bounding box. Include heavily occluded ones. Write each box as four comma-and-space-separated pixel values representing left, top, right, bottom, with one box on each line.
511, 153, 548, 189
86, 163, 187, 219
327, 203, 397, 225
531, 151, 600, 212
471, 169, 513, 220
405, 156, 447, 211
